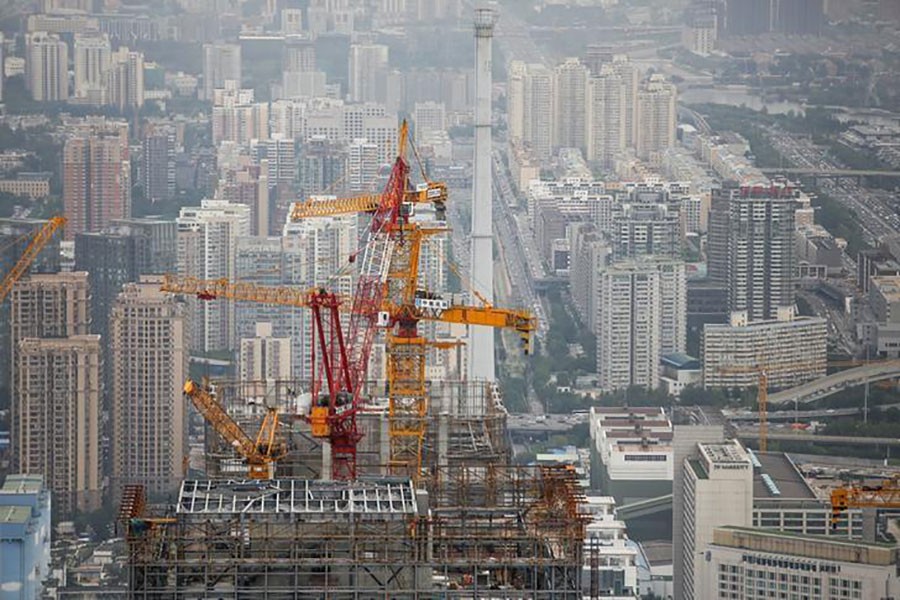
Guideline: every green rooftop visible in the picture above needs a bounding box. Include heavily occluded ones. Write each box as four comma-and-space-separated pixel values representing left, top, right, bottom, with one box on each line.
0, 505, 31, 524
1, 474, 44, 494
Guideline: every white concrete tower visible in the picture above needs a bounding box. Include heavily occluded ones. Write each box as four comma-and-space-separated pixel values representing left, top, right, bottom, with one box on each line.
469, 7, 496, 382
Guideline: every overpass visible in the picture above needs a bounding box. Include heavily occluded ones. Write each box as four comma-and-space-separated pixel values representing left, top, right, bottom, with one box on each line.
768, 360, 900, 407
617, 494, 672, 520
736, 429, 900, 448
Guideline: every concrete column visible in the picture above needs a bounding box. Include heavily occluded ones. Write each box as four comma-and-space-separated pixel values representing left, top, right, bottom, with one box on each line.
468, 7, 496, 385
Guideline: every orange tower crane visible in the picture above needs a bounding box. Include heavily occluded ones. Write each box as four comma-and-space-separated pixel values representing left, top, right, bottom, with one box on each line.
289, 122, 535, 478
0, 216, 66, 303
183, 378, 285, 479
830, 480, 900, 527
162, 274, 535, 478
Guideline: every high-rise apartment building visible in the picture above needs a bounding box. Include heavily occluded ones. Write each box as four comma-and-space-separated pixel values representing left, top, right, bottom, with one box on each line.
281, 34, 325, 99
211, 85, 269, 145
26, 31, 68, 102
251, 135, 295, 187
413, 101, 447, 140
202, 42, 242, 100
553, 58, 589, 153
282, 35, 316, 73
15, 336, 101, 515
596, 258, 686, 390
110, 278, 189, 497
348, 138, 380, 193
506, 61, 526, 144
586, 65, 626, 168
681, 441, 754, 600
106, 46, 145, 111
239, 322, 292, 388
0, 219, 60, 405
300, 136, 347, 196
708, 184, 798, 324
63, 133, 132, 240
177, 200, 251, 353
523, 63, 554, 160
348, 43, 389, 103
635, 74, 677, 164
142, 127, 176, 203
9, 272, 91, 488
235, 217, 356, 382
73, 33, 111, 102
702, 316, 827, 389
612, 202, 681, 260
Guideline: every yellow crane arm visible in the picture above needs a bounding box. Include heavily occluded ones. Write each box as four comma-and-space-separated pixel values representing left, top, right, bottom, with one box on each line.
183, 379, 260, 462
160, 274, 347, 309
290, 183, 449, 221
830, 484, 900, 525
427, 305, 536, 353
0, 216, 66, 303
291, 194, 381, 220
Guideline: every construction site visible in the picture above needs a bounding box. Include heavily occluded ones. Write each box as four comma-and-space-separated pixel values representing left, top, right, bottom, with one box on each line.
114, 9, 590, 598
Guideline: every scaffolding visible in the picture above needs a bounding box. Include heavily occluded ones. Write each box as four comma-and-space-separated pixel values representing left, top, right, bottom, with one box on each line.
197, 379, 509, 480
127, 466, 586, 598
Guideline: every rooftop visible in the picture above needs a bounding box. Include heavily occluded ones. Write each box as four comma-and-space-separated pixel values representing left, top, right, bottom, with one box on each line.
0, 505, 31, 525
661, 352, 701, 370
177, 478, 418, 517
872, 275, 900, 300
714, 526, 900, 565
701, 442, 749, 465
752, 452, 816, 500
1, 474, 44, 495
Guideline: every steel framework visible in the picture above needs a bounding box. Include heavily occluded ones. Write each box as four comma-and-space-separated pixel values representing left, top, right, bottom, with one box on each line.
126, 466, 586, 598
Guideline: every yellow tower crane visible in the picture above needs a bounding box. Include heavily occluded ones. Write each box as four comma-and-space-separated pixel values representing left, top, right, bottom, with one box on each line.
162, 274, 535, 477
830, 480, 900, 527
183, 378, 285, 479
0, 216, 66, 303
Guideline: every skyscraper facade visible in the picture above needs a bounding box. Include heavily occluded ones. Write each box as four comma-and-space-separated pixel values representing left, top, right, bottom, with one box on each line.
73, 33, 111, 102
110, 278, 189, 497
106, 47, 145, 111
681, 441, 753, 600
26, 31, 68, 102
553, 58, 589, 153
202, 43, 242, 100
586, 65, 626, 167
635, 74, 677, 164
9, 272, 91, 501
142, 127, 176, 203
177, 200, 251, 353
596, 259, 687, 390
15, 336, 102, 515
348, 43, 389, 103
708, 184, 798, 324
63, 133, 132, 241
0, 219, 61, 405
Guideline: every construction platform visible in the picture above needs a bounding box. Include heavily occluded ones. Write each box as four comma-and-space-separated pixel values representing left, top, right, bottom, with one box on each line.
198, 378, 509, 480
127, 466, 586, 598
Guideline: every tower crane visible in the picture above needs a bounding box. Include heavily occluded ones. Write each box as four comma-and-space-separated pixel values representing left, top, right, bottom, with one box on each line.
183, 378, 285, 479
163, 274, 535, 478
289, 121, 535, 478
164, 122, 535, 480
0, 216, 66, 303
830, 480, 900, 527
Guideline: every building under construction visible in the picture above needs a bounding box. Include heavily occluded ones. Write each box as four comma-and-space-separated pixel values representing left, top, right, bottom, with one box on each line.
125, 460, 587, 598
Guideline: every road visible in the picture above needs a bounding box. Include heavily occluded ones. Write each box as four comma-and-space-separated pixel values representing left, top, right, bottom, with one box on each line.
767, 360, 900, 407
767, 132, 900, 244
